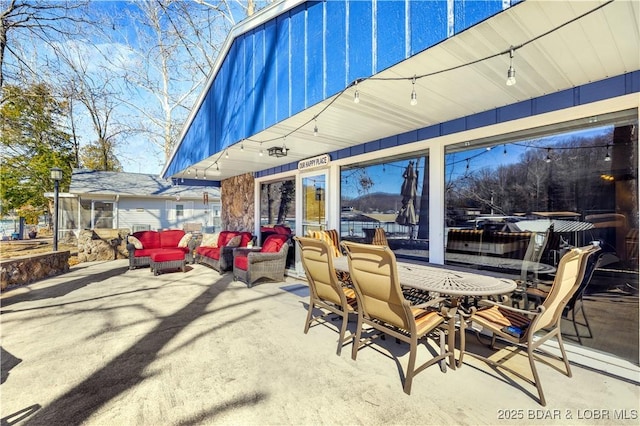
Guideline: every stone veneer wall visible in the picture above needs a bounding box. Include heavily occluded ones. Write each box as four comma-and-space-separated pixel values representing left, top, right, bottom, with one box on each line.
1, 251, 70, 291
221, 173, 255, 231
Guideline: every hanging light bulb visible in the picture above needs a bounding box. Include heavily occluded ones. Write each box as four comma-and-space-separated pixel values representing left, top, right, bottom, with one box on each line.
353, 81, 360, 104
410, 76, 417, 106
240, 141, 244, 152
225, 150, 229, 159
259, 142, 263, 156
506, 47, 516, 86
195, 169, 199, 179
604, 144, 611, 162
187, 169, 192, 175
465, 159, 470, 171
545, 148, 552, 163
313, 118, 318, 136
503, 144, 507, 156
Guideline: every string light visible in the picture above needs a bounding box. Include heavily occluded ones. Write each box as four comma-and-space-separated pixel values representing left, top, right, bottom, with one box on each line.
313, 117, 318, 136
410, 76, 417, 106
189, 2, 613, 179
195, 169, 199, 179
225, 150, 229, 159
604, 144, 611, 161
545, 148, 552, 163
506, 47, 516, 86
503, 144, 507, 156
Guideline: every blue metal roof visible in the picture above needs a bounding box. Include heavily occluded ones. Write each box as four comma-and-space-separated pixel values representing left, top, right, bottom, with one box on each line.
163, 0, 513, 178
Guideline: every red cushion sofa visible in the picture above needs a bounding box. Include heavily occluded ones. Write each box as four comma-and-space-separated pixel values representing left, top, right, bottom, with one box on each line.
126, 229, 194, 270
195, 231, 253, 274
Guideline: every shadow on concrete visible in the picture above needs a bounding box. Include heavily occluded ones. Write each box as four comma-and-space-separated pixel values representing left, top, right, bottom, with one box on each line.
19, 274, 270, 425
0, 346, 22, 384
1, 404, 41, 426
0, 265, 129, 308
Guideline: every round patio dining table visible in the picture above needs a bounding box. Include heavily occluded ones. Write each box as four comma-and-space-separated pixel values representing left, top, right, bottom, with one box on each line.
332, 256, 516, 370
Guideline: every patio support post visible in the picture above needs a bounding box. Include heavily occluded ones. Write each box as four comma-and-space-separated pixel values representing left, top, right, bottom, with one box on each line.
51, 167, 63, 252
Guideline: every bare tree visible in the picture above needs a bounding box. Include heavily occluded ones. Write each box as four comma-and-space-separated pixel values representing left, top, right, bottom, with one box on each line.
0, 0, 90, 92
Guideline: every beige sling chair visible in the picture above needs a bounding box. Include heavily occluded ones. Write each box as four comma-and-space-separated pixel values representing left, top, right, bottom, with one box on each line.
341, 241, 450, 395
466, 245, 598, 406
294, 237, 357, 355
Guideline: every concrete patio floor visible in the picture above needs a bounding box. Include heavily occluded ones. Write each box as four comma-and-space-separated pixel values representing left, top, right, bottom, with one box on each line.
1, 260, 638, 425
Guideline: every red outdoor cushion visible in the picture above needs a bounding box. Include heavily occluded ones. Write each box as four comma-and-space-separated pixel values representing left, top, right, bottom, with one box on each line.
196, 246, 221, 260
234, 253, 248, 270
160, 229, 185, 248
150, 249, 185, 262
261, 234, 288, 253
133, 231, 161, 250
133, 248, 162, 258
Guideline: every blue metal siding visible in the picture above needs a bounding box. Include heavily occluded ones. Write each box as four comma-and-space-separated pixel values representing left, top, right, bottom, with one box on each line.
166, 0, 519, 177
347, 0, 373, 82
375, 0, 406, 72
290, 4, 307, 115
325, 1, 347, 95
253, 28, 266, 135
409, 0, 448, 55
276, 15, 291, 122
453, 0, 503, 34
307, 1, 325, 104
264, 19, 278, 129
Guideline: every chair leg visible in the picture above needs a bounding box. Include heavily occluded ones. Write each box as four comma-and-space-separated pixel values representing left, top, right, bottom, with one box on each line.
527, 344, 546, 407
337, 313, 349, 356
403, 338, 417, 395
351, 315, 364, 361
303, 300, 315, 334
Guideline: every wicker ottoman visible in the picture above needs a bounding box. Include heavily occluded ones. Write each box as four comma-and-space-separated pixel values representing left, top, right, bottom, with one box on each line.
150, 250, 186, 276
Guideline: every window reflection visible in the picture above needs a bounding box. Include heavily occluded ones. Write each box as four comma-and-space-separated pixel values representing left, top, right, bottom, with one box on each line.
340, 151, 430, 260
445, 120, 638, 364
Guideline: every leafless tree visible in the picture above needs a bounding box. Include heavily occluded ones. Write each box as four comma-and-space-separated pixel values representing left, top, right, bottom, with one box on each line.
0, 0, 90, 93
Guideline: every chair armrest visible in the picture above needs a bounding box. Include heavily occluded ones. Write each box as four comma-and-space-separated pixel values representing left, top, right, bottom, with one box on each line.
472, 300, 545, 317
234, 247, 262, 257
247, 250, 285, 264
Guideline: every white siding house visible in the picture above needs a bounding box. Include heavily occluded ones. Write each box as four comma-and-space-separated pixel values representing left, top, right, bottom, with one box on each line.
50, 169, 221, 237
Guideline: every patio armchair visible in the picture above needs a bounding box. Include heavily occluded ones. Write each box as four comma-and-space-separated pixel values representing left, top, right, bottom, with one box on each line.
233, 234, 290, 287
295, 236, 357, 355
341, 241, 450, 395
465, 245, 598, 406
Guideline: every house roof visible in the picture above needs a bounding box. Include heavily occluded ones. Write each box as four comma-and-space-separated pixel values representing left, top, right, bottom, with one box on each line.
69, 169, 220, 200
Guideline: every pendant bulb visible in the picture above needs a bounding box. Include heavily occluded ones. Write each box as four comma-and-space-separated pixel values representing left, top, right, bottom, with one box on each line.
410, 76, 417, 106
506, 47, 517, 86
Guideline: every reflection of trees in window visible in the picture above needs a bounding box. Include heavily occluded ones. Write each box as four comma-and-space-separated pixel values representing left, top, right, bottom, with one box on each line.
261, 180, 295, 225
445, 127, 636, 226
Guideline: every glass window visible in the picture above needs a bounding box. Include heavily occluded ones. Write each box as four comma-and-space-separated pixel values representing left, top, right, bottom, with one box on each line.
445, 117, 638, 363
176, 204, 184, 217
340, 150, 429, 260
260, 178, 296, 269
